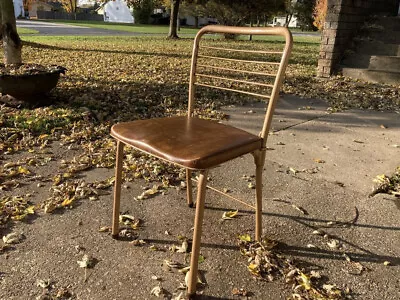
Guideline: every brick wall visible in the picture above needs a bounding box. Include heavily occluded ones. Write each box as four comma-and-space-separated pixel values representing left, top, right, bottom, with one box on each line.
317, 0, 400, 77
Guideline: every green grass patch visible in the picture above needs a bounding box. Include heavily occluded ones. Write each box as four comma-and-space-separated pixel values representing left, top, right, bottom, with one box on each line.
17, 27, 39, 34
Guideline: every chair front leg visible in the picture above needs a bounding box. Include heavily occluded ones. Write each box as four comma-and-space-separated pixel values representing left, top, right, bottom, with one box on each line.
186, 169, 193, 207
112, 140, 124, 239
253, 150, 265, 241
187, 169, 208, 297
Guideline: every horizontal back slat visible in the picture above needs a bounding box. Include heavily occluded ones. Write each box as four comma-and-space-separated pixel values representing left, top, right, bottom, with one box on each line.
201, 45, 284, 55
197, 64, 278, 77
196, 73, 274, 88
198, 54, 281, 65
195, 82, 271, 99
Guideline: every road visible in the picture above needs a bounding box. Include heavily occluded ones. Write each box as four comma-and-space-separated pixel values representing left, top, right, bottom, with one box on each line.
17, 20, 320, 37
17, 20, 138, 36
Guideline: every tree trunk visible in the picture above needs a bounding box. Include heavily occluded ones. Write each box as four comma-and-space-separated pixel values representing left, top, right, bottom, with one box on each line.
194, 16, 199, 28
0, 0, 22, 65
168, 0, 180, 39
284, 14, 293, 28
249, 19, 253, 41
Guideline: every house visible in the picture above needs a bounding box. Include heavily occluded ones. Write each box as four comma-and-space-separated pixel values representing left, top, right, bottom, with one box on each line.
96, 0, 134, 23
28, 1, 54, 18
13, 0, 55, 19
183, 15, 217, 27
13, 0, 24, 18
271, 16, 298, 28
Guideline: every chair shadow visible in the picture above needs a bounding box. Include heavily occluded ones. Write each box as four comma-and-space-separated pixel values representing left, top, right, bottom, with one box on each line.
202, 205, 400, 265
117, 204, 396, 266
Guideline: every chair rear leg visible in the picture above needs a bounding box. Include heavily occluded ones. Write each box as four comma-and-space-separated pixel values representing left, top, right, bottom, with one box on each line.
253, 150, 265, 241
112, 141, 124, 239
187, 169, 208, 297
186, 169, 193, 207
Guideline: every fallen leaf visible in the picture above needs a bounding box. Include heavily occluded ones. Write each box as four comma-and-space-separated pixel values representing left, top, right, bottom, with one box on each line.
99, 226, 111, 232
172, 292, 185, 300
232, 287, 249, 296
150, 285, 163, 297
291, 204, 308, 215
36, 279, 51, 289
2, 232, 22, 244
314, 158, 325, 163
327, 239, 340, 249
299, 272, 311, 290
312, 230, 325, 236
176, 240, 188, 253
130, 239, 146, 246
222, 209, 239, 220
238, 234, 251, 242
198, 254, 205, 264
184, 269, 203, 287
164, 260, 181, 268
178, 266, 190, 274
119, 214, 135, 224
77, 254, 94, 268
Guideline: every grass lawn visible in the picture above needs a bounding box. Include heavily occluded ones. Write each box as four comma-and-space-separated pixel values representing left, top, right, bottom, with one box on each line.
17, 27, 39, 34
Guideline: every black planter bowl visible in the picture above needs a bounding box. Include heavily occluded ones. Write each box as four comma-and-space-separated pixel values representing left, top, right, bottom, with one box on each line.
0, 65, 66, 103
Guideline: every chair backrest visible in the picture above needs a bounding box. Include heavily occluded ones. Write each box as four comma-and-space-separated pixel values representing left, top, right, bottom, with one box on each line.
188, 25, 293, 148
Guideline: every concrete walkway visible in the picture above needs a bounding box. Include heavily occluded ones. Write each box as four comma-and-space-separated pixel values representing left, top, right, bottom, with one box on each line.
0, 95, 399, 299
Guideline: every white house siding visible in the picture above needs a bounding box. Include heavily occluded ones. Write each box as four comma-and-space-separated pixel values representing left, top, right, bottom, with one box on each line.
272, 16, 298, 28
13, 0, 24, 18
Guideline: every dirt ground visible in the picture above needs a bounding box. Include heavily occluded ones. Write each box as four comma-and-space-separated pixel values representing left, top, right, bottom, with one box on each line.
1, 96, 400, 300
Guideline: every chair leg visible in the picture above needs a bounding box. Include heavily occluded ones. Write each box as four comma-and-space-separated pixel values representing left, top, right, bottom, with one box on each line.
186, 169, 193, 207
253, 150, 265, 241
112, 141, 124, 239
187, 169, 208, 297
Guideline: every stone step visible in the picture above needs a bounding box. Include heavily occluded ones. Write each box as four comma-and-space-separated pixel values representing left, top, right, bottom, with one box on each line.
341, 54, 371, 68
361, 16, 400, 33
369, 55, 400, 72
355, 40, 400, 56
365, 31, 400, 44
341, 67, 400, 85
371, 16, 400, 31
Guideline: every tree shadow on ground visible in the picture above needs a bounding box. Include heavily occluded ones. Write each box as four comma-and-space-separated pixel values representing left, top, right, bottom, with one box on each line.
24, 41, 192, 60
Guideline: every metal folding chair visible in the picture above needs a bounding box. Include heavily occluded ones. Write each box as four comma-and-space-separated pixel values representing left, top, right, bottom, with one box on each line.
110, 25, 293, 297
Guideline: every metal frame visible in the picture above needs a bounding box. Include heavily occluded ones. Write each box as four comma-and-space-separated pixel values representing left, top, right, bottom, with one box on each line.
111, 25, 293, 298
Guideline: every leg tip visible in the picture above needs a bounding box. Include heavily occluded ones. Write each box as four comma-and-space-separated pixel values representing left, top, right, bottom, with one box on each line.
188, 203, 194, 208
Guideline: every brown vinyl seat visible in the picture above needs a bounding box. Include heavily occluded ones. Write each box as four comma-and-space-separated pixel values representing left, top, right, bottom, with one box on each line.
110, 25, 293, 298
111, 116, 262, 170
